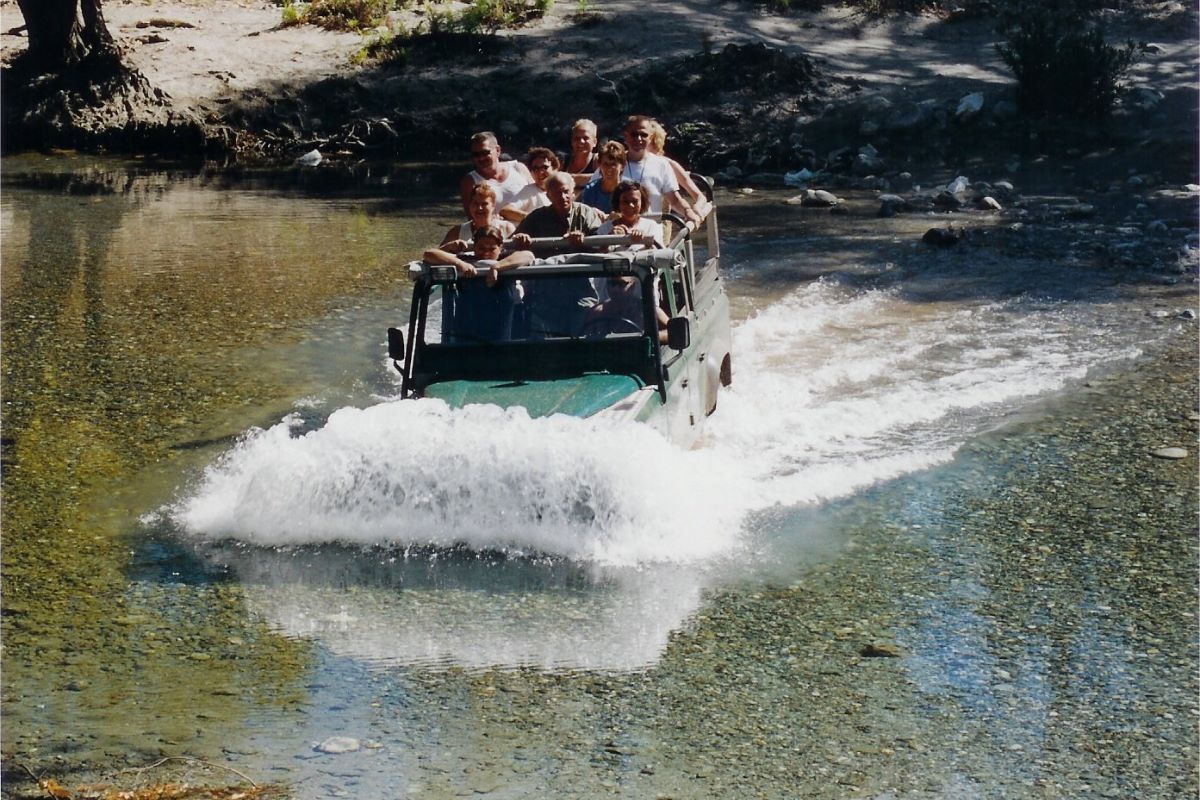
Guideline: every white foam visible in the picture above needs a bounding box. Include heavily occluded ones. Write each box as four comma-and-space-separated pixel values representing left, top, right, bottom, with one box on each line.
171, 277, 1150, 565
172, 400, 753, 566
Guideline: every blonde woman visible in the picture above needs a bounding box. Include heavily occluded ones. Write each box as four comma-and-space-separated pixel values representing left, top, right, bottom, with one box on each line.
565, 118, 599, 183
649, 119, 711, 221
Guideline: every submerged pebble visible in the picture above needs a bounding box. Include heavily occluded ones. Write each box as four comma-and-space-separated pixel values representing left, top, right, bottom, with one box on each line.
315, 736, 361, 754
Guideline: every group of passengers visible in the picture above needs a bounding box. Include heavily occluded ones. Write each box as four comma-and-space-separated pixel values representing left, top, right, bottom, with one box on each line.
424, 115, 707, 342
428, 115, 708, 267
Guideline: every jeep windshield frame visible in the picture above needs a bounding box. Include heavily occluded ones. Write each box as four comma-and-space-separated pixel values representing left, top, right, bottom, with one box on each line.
398, 249, 683, 398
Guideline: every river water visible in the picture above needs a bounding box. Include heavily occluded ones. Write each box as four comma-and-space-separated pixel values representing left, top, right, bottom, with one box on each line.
2, 155, 1196, 798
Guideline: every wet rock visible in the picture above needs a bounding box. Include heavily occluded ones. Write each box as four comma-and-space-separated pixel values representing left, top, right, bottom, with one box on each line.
878, 194, 910, 217
979, 196, 1003, 211
988, 181, 1017, 201
852, 144, 884, 177
800, 189, 840, 207
315, 736, 361, 754
860, 642, 903, 658
922, 227, 962, 246
946, 175, 971, 195
955, 92, 984, 120
1066, 203, 1096, 220
783, 167, 815, 186
933, 191, 963, 210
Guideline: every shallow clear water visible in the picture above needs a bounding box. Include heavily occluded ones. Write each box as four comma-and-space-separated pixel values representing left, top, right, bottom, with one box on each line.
2, 155, 1195, 798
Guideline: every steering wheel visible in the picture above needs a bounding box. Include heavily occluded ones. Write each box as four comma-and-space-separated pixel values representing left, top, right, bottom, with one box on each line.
582, 316, 642, 337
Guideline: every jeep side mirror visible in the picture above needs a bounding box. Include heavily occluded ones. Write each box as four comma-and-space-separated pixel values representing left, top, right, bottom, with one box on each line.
667, 317, 690, 351
387, 327, 405, 361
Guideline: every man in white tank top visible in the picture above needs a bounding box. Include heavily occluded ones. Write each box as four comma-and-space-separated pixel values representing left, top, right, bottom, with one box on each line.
459, 131, 535, 223
622, 116, 701, 227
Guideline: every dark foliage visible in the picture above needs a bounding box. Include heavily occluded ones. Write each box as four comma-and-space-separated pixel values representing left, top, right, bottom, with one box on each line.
995, 1, 1141, 118
620, 42, 819, 113
742, 0, 994, 17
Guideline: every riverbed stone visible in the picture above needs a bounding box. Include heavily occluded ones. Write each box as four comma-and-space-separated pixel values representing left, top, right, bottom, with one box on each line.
801, 189, 840, 207
1151, 447, 1188, 459
956, 92, 985, 120
878, 194, 909, 217
316, 736, 362, 754
860, 642, 903, 658
933, 191, 963, 209
923, 227, 962, 246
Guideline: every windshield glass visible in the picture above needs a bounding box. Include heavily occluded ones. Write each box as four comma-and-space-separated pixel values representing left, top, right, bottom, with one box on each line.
429, 274, 650, 344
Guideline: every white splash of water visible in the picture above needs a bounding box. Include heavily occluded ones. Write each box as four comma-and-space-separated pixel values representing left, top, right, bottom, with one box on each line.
172, 400, 754, 565
172, 278, 1146, 564
706, 279, 1142, 506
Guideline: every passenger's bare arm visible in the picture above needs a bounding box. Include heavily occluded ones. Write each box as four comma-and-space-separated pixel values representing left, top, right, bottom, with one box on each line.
664, 189, 702, 227
440, 223, 470, 251
484, 249, 536, 287
423, 247, 477, 277
669, 159, 712, 222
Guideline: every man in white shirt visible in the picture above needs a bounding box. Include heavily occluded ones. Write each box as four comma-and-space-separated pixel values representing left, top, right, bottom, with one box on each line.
621, 115, 702, 227
459, 131, 535, 222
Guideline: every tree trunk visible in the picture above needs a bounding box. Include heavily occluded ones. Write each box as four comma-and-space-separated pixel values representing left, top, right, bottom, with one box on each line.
3, 0, 208, 155
15, 0, 117, 70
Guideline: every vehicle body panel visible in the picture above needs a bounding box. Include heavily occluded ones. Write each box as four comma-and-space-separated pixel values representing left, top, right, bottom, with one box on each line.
423, 374, 646, 419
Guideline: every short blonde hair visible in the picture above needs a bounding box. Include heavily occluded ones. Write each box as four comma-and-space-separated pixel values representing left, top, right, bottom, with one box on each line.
572, 118, 597, 136
648, 120, 667, 154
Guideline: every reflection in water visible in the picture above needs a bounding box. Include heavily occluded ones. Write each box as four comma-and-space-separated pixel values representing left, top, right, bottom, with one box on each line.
205, 544, 711, 672
0, 155, 449, 778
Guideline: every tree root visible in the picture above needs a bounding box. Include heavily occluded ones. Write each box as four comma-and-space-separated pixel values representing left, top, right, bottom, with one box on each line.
1, 49, 208, 155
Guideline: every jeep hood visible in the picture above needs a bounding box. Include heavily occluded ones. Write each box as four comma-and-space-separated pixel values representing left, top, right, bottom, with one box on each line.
422, 374, 645, 418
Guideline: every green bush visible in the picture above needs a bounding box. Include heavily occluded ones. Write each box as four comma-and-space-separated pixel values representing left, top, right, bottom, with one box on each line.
359, 0, 552, 63
458, 0, 555, 33
996, 2, 1140, 118
280, 0, 302, 26
301, 0, 393, 31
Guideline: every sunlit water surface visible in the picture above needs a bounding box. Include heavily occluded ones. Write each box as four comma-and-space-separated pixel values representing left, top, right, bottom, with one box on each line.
2, 156, 1194, 798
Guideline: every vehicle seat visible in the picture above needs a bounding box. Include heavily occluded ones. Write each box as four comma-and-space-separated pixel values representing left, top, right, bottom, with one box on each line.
442, 279, 517, 343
